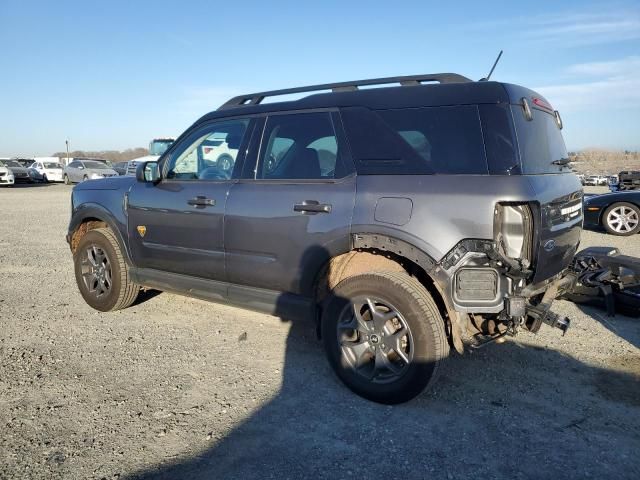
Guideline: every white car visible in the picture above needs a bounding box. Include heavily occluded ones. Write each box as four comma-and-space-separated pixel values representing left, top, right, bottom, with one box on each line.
0, 160, 15, 186
29, 160, 65, 183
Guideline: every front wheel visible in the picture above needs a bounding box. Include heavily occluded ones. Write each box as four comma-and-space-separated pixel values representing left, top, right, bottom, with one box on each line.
73, 228, 140, 311
321, 271, 449, 404
42, 174, 48, 183
63, 174, 71, 185
603, 202, 640, 236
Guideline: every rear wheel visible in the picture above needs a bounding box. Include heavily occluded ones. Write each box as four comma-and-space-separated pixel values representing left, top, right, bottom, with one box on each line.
63, 174, 70, 185
73, 228, 139, 311
321, 271, 449, 404
603, 202, 640, 236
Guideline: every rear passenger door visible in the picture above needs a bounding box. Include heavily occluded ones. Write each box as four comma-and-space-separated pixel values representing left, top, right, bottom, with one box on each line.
225, 111, 356, 297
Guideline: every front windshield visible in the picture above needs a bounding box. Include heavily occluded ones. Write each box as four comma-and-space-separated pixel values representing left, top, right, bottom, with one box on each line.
44, 162, 62, 169
6, 160, 23, 168
149, 140, 174, 156
83, 161, 109, 169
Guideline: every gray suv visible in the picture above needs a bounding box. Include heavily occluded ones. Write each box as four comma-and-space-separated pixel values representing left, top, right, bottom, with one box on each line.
66, 73, 582, 403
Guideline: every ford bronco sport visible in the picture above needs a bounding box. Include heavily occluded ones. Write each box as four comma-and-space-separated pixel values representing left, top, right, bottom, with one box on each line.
66, 73, 583, 404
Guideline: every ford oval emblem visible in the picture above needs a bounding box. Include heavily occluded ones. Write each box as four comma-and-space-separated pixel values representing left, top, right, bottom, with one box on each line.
544, 239, 556, 252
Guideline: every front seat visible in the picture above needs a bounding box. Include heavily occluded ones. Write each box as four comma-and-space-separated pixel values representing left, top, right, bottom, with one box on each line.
286, 148, 321, 179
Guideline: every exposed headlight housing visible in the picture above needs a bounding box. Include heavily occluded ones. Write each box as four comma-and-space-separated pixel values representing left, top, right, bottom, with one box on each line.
494, 203, 533, 264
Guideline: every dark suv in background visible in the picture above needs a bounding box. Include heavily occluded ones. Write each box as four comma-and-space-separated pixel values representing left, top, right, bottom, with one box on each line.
66, 72, 582, 403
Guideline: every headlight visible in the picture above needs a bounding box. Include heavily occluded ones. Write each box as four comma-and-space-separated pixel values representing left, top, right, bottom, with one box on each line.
494, 203, 533, 262
90, 173, 101, 179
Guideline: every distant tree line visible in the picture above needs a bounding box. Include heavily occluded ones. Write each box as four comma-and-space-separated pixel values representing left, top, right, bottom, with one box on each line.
50, 147, 148, 162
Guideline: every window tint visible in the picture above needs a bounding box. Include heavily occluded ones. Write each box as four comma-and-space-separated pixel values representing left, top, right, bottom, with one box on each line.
376, 106, 487, 174
511, 105, 568, 174
479, 104, 520, 174
257, 112, 343, 180
167, 119, 249, 181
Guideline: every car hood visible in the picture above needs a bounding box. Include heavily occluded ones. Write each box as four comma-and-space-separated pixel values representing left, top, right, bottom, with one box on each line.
73, 175, 136, 191
0, 166, 10, 174
84, 168, 119, 176
8, 166, 28, 174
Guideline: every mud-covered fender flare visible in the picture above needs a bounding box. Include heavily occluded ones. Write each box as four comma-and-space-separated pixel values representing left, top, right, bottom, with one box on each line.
67, 203, 133, 265
351, 232, 465, 353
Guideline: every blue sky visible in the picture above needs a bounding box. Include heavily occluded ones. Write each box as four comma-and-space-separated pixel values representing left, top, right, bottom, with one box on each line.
1, 0, 639, 156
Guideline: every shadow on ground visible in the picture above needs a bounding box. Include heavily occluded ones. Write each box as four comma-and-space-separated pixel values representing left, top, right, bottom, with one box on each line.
124, 272, 640, 479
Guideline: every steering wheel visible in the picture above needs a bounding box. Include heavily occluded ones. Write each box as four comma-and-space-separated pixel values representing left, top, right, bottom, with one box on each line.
198, 167, 228, 180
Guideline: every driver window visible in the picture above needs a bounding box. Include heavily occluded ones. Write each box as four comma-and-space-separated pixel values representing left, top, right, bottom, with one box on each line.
167, 119, 249, 181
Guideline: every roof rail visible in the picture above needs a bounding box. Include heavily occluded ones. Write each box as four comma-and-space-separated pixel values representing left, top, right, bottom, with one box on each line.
218, 73, 473, 110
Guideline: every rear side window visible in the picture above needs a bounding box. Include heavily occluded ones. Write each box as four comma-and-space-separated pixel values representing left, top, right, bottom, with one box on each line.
256, 112, 348, 180
341, 106, 488, 174
511, 105, 568, 174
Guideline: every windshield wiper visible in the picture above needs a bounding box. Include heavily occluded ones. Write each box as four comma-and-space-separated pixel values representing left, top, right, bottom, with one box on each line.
551, 157, 571, 166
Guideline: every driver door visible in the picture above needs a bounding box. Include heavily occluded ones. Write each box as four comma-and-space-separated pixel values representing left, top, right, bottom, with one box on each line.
127, 117, 253, 281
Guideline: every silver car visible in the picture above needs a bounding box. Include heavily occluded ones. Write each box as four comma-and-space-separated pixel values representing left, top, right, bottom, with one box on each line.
63, 160, 118, 184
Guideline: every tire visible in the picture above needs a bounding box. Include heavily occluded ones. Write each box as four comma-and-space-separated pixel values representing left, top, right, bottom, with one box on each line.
82, 175, 88, 182
603, 202, 640, 236
42, 174, 48, 183
321, 271, 449, 404
63, 174, 70, 185
73, 228, 139, 311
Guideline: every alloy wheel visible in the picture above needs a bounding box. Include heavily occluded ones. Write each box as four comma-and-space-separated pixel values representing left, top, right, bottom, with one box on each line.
607, 206, 639, 234
336, 296, 414, 384
80, 245, 113, 298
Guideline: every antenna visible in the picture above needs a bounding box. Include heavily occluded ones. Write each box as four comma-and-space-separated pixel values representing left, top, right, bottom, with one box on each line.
480, 50, 503, 81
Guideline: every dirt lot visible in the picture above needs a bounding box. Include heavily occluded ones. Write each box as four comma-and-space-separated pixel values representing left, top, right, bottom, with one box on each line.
1, 184, 639, 480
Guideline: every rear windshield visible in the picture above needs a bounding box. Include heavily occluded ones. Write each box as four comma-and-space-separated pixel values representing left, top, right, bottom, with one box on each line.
84, 161, 109, 169
511, 105, 568, 174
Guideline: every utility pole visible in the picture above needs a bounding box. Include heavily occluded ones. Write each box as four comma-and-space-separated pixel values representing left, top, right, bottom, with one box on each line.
65, 139, 70, 165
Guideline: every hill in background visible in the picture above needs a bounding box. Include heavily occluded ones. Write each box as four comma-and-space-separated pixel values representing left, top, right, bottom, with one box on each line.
569, 149, 639, 174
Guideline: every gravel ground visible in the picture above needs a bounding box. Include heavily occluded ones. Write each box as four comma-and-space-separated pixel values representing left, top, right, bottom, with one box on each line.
0, 184, 639, 480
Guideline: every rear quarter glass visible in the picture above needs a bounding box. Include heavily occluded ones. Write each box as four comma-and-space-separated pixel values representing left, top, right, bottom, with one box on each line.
340, 106, 488, 175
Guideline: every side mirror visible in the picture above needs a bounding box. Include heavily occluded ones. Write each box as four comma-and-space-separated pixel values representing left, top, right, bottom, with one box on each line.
136, 161, 160, 183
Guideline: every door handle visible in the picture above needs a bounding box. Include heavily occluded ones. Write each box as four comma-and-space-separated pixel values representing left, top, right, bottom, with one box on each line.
188, 196, 216, 207
293, 200, 332, 214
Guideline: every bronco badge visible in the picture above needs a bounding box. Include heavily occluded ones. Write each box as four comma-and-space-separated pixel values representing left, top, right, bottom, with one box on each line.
137, 225, 147, 238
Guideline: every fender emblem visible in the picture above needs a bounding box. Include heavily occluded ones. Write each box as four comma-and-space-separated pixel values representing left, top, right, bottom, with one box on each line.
543, 239, 556, 252
137, 225, 147, 238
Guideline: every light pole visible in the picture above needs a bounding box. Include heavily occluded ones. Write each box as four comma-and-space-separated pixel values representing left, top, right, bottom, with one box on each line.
65, 139, 70, 165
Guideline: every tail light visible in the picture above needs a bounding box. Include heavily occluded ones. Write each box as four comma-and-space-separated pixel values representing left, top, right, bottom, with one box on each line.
494, 203, 533, 263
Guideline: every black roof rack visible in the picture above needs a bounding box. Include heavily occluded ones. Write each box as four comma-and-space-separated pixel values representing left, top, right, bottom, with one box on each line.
219, 72, 473, 110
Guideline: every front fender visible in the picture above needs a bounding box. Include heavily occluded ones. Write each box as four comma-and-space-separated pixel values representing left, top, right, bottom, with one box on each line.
67, 202, 132, 265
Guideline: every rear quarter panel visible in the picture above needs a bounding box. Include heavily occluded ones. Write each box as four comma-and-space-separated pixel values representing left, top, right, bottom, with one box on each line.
352, 173, 582, 278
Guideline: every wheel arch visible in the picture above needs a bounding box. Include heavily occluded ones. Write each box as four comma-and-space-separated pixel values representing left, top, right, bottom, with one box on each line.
314, 232, 464, 353
68, 204, 132, 264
